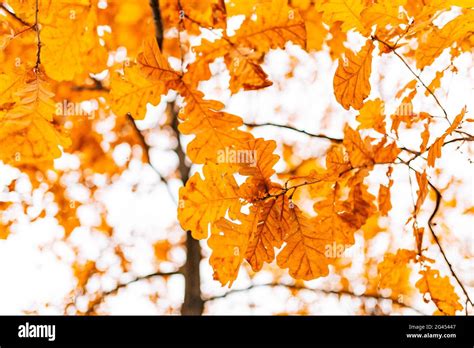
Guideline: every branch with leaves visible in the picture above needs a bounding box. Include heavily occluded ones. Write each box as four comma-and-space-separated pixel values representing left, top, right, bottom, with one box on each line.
0, 0, 472, 316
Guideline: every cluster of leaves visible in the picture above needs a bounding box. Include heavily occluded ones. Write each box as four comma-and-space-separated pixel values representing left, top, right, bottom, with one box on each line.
0, 0, 473, 315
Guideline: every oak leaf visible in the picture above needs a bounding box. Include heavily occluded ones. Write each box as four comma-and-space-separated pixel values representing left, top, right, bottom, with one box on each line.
416, 268, 463, 315
110, 65, 165, 120
277, 205, 332, 280
378, 249, 416, 295
334, 40, 374, 110
319, 0, 368, 34
427, 107, 466, 167
178, 163, 242, 240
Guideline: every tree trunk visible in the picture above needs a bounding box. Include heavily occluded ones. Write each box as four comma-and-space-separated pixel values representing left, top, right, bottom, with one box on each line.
181, 232, 204, 315
170, 106, 204, 315
152, 0, 204, 316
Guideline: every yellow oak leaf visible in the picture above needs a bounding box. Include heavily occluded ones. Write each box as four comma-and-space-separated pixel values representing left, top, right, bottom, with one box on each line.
41, 3, 107, 81
209, 213, 257, 287
343, 127, 375, 167
161, 0, 226, 36
110, 65, 165, 120
177, 86, 252, 164
414, 170, 428, 214
420, 121, 430, 152
0, 71, 23, 105
325, 145, 351, 176
0, 73, 70, 165
137, 36, 180, 83
225, 48, 272, 93
425, 70, 444, 97
291, 1, 327, 51
238, 137, 280, 185
314, 180, 376, 246
319, 0, 368, 35
360, 0, 407, 30
187, 0, 305, 94
135, 37, 254, 164
235, 0, 306, 52
356, 98, 386, 134
327, 21, 347, 59
416, 10, 474, 70
178, 163, 242, 240
188, 38, 272, 93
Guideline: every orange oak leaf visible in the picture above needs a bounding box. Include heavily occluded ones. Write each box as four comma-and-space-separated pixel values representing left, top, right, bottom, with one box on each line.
246, 195, 289, 272
277, 205, 332, 280
356, 98, 386, 134
343, 127, 400, 168
333, 39, 374, 110
378, 249, 416, 295
427, 107, 466, 167
416, 268, 463, 315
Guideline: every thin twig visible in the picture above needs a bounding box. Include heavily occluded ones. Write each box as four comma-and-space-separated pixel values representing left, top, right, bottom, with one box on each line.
34, 0, 41, 71
102, 269, 182, 297
373, 35, 450, 125
85, 269, 182, 314
247, 121, 472, 164
244, 122, 343, 143
126, 114, 177, 205
205, 282, 426, 315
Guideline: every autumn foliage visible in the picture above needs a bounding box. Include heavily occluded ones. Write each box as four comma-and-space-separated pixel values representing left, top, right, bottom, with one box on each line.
0, 0, 473, 315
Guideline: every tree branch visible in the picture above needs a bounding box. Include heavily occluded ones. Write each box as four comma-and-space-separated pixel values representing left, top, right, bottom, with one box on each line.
150, 0, 164, 48
245, 122, 473, 164
85, 269, 182, 314
244, 122, 343, 144
148, 0, 204, 315
205, 282, 426, 315
102, 269, 182, 297
126, 114, 177, 205
169, 103, 204, 315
